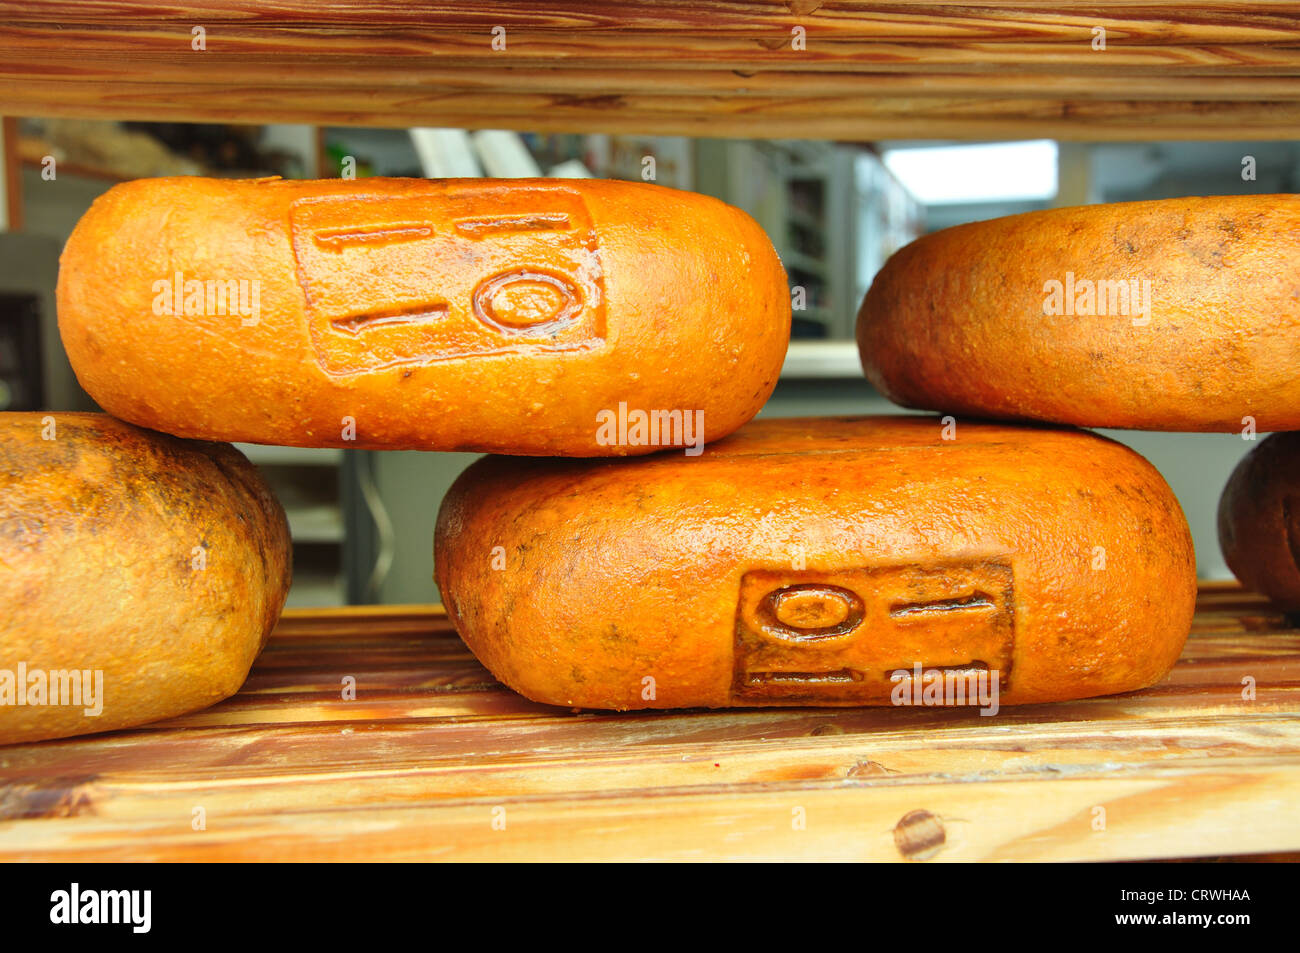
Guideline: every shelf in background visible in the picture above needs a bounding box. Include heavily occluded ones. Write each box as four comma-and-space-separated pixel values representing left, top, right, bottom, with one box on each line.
1, 3, 1298, 139
283, 573, 348, 609
285, 504, 345, 544
0, 584, 1297, 861
234, 444, 344, 467
780, 340, 864, 379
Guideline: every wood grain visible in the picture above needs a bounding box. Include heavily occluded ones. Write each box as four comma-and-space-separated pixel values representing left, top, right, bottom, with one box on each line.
1, 3, 1298, 138
1, 116, 21, 231
0, 584, 1296, 861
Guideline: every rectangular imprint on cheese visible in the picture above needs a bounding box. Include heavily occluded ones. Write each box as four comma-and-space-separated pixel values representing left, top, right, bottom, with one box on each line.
732, 557, 1015, 704
290, 184, 607, 375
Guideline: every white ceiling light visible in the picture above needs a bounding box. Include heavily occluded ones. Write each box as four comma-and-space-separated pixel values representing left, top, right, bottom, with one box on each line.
882, 140, 1059, 205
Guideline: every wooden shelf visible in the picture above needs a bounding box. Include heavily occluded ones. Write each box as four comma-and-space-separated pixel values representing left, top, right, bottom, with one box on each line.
3, 2, 1296, 865
1, 584, 1296, 861
1, 3, 1298, 139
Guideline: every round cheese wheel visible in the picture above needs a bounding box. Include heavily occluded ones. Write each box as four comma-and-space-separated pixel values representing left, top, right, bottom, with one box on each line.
57, 176, 790, 455
858, 195, 1300, 432
1219, 432, 1300, 610
0, 413, 291, 744
436, 416, 1195, 709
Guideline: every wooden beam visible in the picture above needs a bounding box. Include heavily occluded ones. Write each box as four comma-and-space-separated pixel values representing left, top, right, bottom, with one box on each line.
1, 3, 1298, 138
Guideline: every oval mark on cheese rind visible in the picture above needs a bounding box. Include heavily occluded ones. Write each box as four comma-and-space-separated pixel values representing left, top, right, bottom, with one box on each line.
760, 584, 864, 642
472, 268, 584, 333
774, 586, 852, 629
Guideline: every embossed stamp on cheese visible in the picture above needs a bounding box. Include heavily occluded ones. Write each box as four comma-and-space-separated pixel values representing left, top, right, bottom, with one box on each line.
733, 559, 1014, 703
291, 184, 606, 375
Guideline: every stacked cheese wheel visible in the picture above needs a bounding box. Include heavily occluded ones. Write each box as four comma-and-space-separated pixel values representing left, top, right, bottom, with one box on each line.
8, 177, 1291, 742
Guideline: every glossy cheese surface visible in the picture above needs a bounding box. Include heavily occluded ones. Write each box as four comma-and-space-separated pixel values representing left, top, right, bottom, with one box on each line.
858, 195, 1300, 432
57, 176, 790, 455
0, 413, 291, 744
435, 416, 1196, 709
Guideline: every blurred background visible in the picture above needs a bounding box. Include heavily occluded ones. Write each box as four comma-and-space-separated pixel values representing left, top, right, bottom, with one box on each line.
3, 117, 1294, 604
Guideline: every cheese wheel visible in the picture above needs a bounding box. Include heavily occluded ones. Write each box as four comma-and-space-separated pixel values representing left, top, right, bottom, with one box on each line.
0, 413, 291, 744
435, 416, 1195, 709
57, 176, 790, 455
1219, 432, 1300, 610
858, 195, 1300, 432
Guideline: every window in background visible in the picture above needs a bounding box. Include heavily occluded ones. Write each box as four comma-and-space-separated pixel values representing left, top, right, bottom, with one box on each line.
882, 140, 1059, 205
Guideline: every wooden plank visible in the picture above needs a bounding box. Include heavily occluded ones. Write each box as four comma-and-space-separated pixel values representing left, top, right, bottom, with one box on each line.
0, 586, 1297, 861
6, 2, 1300, 39
12, 59, 1300, 98
6, 85, 1300, 140
2, 3, 1298, 138
3, 763, 1298, 861
8, 29, 1300, 71
0, 116, 20, 232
